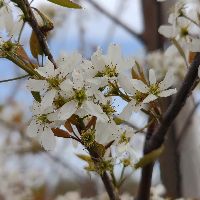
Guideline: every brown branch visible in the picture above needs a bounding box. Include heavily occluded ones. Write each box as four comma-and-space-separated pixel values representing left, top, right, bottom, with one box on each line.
141, 0, 164, 51
89, 149, 120, 200
100, 172, 120, 200
17, 0, 57, 68
136, 52, 200, 200
84, 0, 144, 44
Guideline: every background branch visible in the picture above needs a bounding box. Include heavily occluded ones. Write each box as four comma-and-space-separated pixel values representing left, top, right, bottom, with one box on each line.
84, 0, 144, 44
136, 53, 200, 200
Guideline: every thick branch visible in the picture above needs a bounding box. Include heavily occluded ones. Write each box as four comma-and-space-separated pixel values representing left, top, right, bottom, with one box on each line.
136, 52, 200, 200
146, 53, 200, 153
18, 0, 57, 68
142, 0, 164, 50
85, 0, 144, 44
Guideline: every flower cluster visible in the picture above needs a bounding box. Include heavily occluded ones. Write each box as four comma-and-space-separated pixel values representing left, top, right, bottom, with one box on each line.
158, 0, 200, 52
26, 44, 177, 174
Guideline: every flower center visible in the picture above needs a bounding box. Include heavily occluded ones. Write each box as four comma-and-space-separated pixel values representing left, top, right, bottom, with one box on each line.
2, 41, 14, 52
96, 160, 113, 175
37, 114, 50, 124
180, 27, 189, 38
48, 77, 62, 89
101, 102, 115, 116
96, 64, 118, 78
122, 158, 131, 167
81, 129, 95, 147
134, 91, 145, 104
119, 132, 130, 144
54, 95, 67, 109
149, 84, 160, 95
74, 89, 86, 106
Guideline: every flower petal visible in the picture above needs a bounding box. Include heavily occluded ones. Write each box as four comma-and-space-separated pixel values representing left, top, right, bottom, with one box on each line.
72, 69, 84, 89
27, 79, 48, 92
158, 88, 177, 97
40, 128, 56, 151
158, 25, 174, 38
159, 70, 174, 90
198, 66, 200, 78
58, 101, 78, 120
41, 89, 57, 110
108, 44, 121, 63
83, 101, 109, 122
36, 61, 55, 77
59, 78, 73, 93
118, 74, 135, 94
149, 69, 157, 85
131, 79, 149, 93
143, 94, 158, 103
27, 119, 42, 137
119, 100, 141, 120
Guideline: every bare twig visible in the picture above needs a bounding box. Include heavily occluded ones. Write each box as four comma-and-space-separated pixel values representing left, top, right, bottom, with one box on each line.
136, 53, 200, 200
17, 0, 57, 68
84, 0, 144, 44
0, 74, 29, 83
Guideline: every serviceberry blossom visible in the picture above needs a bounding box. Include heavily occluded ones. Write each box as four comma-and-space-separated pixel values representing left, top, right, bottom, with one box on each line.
0, 0, 23, 37
26, 46, 177, 151
27, 101, 57, 150
131, 69, 177, 103
84, 44, 134, 86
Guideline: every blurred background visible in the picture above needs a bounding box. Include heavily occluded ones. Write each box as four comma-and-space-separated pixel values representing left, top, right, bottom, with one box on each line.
1, 0, 200, 199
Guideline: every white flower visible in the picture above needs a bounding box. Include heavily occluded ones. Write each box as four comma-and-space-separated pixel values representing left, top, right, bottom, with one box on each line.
27, 53, 84, 111
27, 102, 57, 150
118, 74, 145, 120
0, 1, 14, 34
49, 69, 109, 122
95, 119, 121, 145
0, 0, 23, 37
84, 44, 134, 86
131, 69, 177, 103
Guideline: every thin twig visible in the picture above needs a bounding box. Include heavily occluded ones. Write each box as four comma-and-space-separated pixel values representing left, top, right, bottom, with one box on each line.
84, 0, 144, 44
17, 0, 57, 68
0, 74, 29, 83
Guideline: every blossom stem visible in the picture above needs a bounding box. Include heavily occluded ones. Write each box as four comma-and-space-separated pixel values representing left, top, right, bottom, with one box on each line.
89, 149, 120, 200
0, 74, 29, 83
101, 172, 121, 200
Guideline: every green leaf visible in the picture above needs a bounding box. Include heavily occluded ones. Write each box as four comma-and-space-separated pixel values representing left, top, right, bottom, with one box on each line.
76, 154, 93, 162
134, 145, 164, 169
91, 142, 106, 158
31, 91, 41, 103
113, 117, 124, 125
47, 0, 82, 9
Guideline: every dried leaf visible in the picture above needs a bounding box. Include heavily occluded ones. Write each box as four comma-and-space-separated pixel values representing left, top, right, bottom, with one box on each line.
30, 30, 43, 58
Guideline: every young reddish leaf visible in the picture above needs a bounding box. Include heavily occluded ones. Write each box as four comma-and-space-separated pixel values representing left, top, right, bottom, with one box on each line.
52, 128, 71, 138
